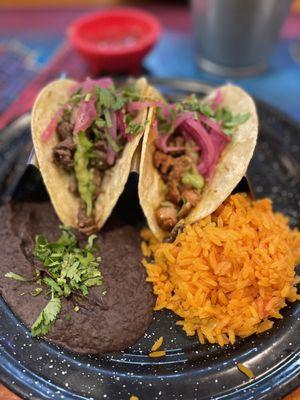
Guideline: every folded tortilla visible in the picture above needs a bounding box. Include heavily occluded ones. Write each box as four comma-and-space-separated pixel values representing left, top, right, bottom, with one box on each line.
138, 84, 259, 240
31, 78, 149, 230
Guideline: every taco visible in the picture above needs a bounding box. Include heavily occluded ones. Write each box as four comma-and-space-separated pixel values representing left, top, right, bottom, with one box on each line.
138, 84, 258, 240
32, 77, 149, 234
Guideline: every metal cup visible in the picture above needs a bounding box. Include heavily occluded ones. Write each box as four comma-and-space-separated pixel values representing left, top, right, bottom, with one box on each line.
190, 0, 292, 76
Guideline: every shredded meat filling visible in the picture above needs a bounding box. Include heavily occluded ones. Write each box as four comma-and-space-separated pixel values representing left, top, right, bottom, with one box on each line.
156, 203, 178, 232
91, 139, 111, 171
153, 151, 174, 176
166, 155, 191, 205
182, 189, 201, 206
56, 119, 74, 141
53, 137, 76, 171
153, 136, 202, 232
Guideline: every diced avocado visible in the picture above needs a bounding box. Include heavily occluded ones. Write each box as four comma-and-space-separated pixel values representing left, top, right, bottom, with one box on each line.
182, 170, 205, 190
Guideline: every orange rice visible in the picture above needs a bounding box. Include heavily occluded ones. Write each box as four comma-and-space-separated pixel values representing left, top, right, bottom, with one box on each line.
141, 194, 300, 346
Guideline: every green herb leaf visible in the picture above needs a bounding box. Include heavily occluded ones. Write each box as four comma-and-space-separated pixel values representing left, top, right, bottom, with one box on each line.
31, 297, 61, 337
34, 227, 103, 298
122, 82, 140, 102
112, 96, 126, 111
29, 227, 103, 336
69, 93, 83, 105
86, 234, 97, 250
104, 128, 121, 152
97, 87, 116, 109
43, 277, 64, 296
5, 272, 28, 282
125, 121, 144, 136
31, 287, 43, 297
104, 109, 112, 128
176, 94, 250, 136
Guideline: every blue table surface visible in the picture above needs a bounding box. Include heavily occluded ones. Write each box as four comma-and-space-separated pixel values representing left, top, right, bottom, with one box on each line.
145, 30, 300, 122
0, 27, 300, 122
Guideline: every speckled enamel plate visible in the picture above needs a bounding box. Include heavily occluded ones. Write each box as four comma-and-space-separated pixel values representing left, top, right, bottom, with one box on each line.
0, 80, 299, 400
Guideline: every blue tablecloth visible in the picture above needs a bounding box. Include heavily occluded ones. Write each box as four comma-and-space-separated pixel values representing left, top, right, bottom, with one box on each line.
0, 8, 299, 124
145, 30, 300, 121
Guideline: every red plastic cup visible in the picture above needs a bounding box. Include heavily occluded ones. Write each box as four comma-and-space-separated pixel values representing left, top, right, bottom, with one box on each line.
68, 8, 161, 74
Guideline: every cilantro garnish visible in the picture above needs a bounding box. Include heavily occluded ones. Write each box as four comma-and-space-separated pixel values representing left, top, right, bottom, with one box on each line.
157, 107, 177, 135
69, 92, 83, 105
34, 228, 102, 297
31, 296, 61, 337
95, 84, 145, 136
104, 129, 121, 153
31, 287, 43, 297
5, 227, 103, 337
124, 113, 146, 136
175, 94, 250, 136
112, 96, 126, 111
97, 87, 116, 109
125, 121, 145, 136
32, 227, 102, 336
4, 272, 28, 282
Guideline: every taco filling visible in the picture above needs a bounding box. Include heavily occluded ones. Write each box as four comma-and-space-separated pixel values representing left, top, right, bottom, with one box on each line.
41, 78, 147, 235
152, 91, 250, 232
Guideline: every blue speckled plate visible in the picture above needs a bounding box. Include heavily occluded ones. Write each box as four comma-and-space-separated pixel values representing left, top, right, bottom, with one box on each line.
0, 79, 299, 400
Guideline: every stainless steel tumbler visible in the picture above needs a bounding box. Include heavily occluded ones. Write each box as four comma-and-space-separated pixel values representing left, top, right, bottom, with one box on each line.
190, 0, 292, 76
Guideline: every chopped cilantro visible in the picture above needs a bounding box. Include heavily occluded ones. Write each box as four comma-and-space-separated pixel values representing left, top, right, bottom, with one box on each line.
31, 296, 61, 337
104, 109, 112, 128
69, 92, 83, 105
104, 129, 121, 153
122, 82, 141, 101
157, 107, 176, 135
112, 96, 126, 111
124, 113, 146, 136
43, 276, 63, 296
125, 122, 144, 136
174, 94, 250, 136
31, 287, 43, 297
34, 227, 102, 297
28, 226, 103, 337
4, 272, 28, 282
97, 87, 116, 109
